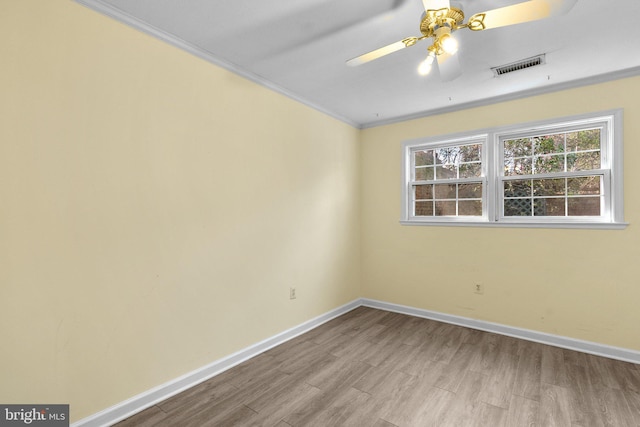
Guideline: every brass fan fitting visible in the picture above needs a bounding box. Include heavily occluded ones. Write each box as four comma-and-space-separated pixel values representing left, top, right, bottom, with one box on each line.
466, 13, 487, 31
419, 7, 465, 37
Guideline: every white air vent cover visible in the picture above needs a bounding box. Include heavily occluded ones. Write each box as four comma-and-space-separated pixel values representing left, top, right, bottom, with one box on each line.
492, 54, 546, 77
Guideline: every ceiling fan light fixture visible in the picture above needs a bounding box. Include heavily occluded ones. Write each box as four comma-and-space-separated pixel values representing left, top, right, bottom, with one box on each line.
440, 33, 458, 54
418, 51, 436, 75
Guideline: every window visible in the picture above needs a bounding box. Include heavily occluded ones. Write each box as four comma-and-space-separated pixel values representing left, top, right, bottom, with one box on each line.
401, 110, 625, 228
410, 138, 485, 218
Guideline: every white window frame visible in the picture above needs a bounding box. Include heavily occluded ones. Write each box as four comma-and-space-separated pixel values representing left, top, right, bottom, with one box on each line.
400, 110, 626, 229
404, 134, 488, 224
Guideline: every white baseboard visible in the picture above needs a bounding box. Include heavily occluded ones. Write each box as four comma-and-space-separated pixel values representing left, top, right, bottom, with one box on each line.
74, 297, 640, 426
361, 298, 640, 365
72, 299, 363, 427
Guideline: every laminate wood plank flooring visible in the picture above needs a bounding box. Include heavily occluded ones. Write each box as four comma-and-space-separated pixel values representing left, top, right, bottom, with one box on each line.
115, 307, 640, 426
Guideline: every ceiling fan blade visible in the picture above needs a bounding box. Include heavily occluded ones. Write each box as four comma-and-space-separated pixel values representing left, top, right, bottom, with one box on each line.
346, 37, 419, 67
467, 0, 577, 31
422, 0, 450, 11
437, 51, 462, 82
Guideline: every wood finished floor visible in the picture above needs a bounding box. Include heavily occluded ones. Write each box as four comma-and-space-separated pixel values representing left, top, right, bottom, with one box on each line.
115, 307, 640, 426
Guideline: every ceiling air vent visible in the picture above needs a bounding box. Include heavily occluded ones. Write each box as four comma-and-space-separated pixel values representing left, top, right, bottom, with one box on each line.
492, 54, 545, 77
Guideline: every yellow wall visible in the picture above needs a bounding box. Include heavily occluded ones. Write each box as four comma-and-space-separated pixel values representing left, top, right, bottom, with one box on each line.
361, 76, 640, 352
0, 1, 360, 421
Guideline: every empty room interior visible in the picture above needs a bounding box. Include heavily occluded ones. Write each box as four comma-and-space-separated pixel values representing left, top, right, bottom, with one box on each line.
2, 0, 640, 425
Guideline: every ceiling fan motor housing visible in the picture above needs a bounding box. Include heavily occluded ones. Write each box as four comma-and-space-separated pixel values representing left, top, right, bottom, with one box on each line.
420, 7, 464, 37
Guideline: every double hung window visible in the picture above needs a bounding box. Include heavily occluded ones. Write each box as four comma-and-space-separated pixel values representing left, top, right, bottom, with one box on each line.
411, 138, 485, 218
401, 111, 625, 228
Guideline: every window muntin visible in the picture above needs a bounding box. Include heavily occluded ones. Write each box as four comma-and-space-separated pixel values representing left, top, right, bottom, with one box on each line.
401, 111, 624, 228
410, 142, 484, 219
502, 176, 603, 217
503, 128, 602, 177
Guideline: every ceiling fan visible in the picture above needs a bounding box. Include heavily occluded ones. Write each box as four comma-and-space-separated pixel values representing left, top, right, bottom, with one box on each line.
346, 0, 577, 81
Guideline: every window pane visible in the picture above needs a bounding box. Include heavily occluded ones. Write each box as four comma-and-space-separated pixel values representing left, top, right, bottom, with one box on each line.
415, 201, 433, 216
459, 144, 482, 162
534, 198, 565, 216
435, 147, 458, 165
504, 180, 531, 197
435, 201, 456, 216
504, 199, 531, 216
459, 162, 481, 178
459, 200, 482, 216
415, 166, 433, 181
415, 184, 433, 200
504, 138, 532, 158
533, 178, 565, 196
504, 157, 532, 176
567, 151, 601, 171
534, 154, 565, 173
568, 197, 601, 216
533, 135, 564, 154
434, 184, 456, 199
415, 150, 434, 166
567, 129, 600, 151
568, 176, 601, 195
458, 183, 482, 199
435, 165, 457, 179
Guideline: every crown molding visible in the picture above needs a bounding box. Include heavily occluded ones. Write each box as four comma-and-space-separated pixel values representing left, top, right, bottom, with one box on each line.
361, 66, 640, 128
73, 1, 640, 130
73, 0, 360, 129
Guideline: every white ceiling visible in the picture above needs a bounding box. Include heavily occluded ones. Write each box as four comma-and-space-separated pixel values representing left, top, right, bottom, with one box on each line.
77, 0, 640, 128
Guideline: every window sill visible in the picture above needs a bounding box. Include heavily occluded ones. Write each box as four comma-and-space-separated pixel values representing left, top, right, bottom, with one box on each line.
399, 220, 629, 230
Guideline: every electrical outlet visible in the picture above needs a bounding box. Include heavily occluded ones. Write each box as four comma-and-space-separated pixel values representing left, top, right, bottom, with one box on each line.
474, 283, 484, 295
289, 287, 297, 300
